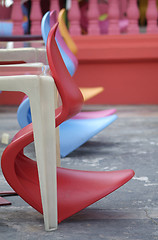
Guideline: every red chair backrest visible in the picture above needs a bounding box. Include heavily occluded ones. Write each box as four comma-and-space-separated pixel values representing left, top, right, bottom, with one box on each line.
46, 23, 84, 127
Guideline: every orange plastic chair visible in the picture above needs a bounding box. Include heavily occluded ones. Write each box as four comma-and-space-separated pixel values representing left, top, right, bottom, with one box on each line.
1, 24, 134, 231
58, 9, 105, 101
58, 9, 78, 55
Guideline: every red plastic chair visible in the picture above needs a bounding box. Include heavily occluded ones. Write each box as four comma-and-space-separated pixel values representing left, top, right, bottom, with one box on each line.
1, 24, 134, 231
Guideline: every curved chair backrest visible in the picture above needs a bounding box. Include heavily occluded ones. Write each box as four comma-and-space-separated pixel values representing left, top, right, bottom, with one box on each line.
41, 11, 76, 76
50, 10, 78, 69
41, 11, 50, 46
47, 23, 84, 126
58, 9, 78, 56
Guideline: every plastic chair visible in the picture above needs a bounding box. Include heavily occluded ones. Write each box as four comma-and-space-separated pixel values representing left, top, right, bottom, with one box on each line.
60, 115, 117, 157
0, 49, 116, 159
58, 9, 110, 102
41, 11, 76, 77
0, 63, 59, 231
50, 10, 78, 69
17, 97, 117, 157
48, 10, 116, 114
58, 8, 78, 55
43, 10, 105, 101
1, 124, 134, 223
17, 13, 117, 157
1, 24, 135, 231
46, 22, 118, 157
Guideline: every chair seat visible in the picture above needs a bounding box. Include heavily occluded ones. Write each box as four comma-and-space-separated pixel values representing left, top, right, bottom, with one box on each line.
60, 115, 117, 157
72, 108, 116, 119
17, 97, 117, 157
1, 123, 134, 223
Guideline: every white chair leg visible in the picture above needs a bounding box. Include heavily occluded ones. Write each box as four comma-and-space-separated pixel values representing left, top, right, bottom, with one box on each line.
29, 76, 58, 231
0, 71, 58, 231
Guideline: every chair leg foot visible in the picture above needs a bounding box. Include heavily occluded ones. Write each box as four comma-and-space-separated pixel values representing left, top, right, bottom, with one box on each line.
0, 196, 11, 206
0, 191, 17, 197
0, 191, 18, 206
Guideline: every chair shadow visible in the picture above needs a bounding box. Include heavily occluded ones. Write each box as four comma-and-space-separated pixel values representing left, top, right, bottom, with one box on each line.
67, 141, 121, 158
62, 207, 131, 223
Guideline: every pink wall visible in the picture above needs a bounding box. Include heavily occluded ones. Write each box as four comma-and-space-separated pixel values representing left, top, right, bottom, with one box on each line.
0, 5, 12, 20
1, 33, 158, 105
72, 34, 158, 104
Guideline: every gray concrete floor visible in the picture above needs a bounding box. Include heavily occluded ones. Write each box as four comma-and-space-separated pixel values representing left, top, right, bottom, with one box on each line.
0, 105, 158, 240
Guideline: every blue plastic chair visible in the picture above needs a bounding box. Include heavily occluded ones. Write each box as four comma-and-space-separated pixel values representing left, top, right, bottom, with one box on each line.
17, 97, 117, 157
17, 11, 118, 157
59, 115, 117, 157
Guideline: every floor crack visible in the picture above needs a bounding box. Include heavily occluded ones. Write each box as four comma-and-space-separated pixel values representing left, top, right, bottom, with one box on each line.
145, 209, 158, 225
